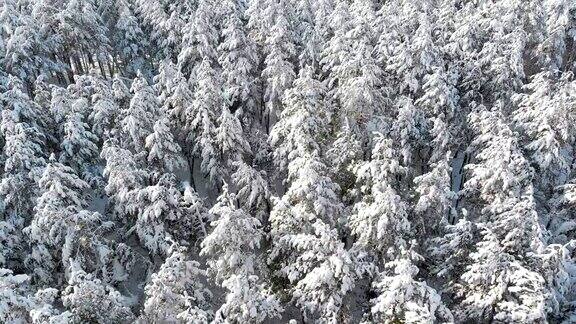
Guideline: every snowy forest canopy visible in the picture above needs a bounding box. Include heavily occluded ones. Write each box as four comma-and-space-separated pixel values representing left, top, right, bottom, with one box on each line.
0, 0, 576, 323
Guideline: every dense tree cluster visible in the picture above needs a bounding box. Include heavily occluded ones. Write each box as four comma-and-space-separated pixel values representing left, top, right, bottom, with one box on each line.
1, 0, 576, 323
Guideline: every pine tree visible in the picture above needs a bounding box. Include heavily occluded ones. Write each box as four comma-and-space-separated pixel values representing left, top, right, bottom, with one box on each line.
121, 71, 160, 151
0, 78, 47, 266
29, 287, 68, 323
101, 140, 146, 218
272, 212, 355, 323
24, 156, 90, 284
246, 0, 275, 47
187, 58, 224, 186
0, 115, 45, 224
142, 242, 212, 323
269, 151, 352, 322
135, 174, 182, 255
60, 103, 100, 181
201, 185, 263, 282
178, 0, 219, 76
413, 154, 456, 233
216, 106, 251, 167
325, 120, 362, 191
112, 75, 131, 108
50, 86, 73, 128
293, 0, 316, 68
218, 0, 259, 115
2, 76, 51, 141
162, 68, 193, 132
231, 161, 271, 222
0, 269, 34, 323
513, 71, 576, 194
145, 117, 186, 175
59, 261, 135, 323
214, 274, 282, 324
58, 0, 110, 71
350, 135, 409, 261
453, 108, 549, 322
112, 0, 148, 77
539, 0, 576, 71
0, 220, 17, 267
90, 77, 120, 140
322, 0, 383, 127
270, 66, 330, 173
180, 183, 211, 244
262, 7, 296, 130
366, 251, 454, 323
201, 185, 282, 323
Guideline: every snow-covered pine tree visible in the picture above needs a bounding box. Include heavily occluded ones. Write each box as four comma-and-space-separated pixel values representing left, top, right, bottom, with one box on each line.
2, 76, 51, 142
325, 119, 363, 193
0, 78, 47, 263
90, 76, 120, 141
24, 155, 91, 284
121, 71, 160, 152
322, 0, 383, 131
216, 106, 251, 168
111, 0, 149, 77
142, 241, 212, 323
112, 74, 131, 109
539, 0, 576, 71
246, 0, 275, 47
145, 117, 186, 176
201, 184, 282, 323
134, 173, 182, 255
452, 107, 549, 322
350, 135, 409, 262
201, 184, 263, 282
0, 268, 34, 323
513, 71, 576, 197
413, 153, 456, 234
60, 101, 100, 182
262, 3, 296, 130
366, 250, 454, 323
270, 66, 330, 173
179, 183, 212, 244
101, 139, 147, 218
162, 68, 193, 136
269, 150, 353, 322
58, 261, 135, 323
218, 0, 259, 118
178, 0, 218, 77
231, 161, 271, 222
187, 58, 224, 186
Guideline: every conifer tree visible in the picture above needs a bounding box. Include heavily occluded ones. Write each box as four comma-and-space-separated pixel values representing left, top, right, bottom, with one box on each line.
453, 108, 549, 322
112, 0, 148, 77
231, 161, 271, 222
270, 66, 330, 173
0, 269, 34, 323
201, 185, 282, 323
188, 58, 224, 186
121, 71, 160, 151
218, 0, 259, 116
142, 242, 212, 323
60, 101, 100, 181
90, 77, 120, 140
262, 6, 296, 130
216, 107, 251, 167
135, 174, 182, 255
24, 156, 90, 284
59, 262, 135, 323
145, 117, 186, 175
101, 140, 146, 218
